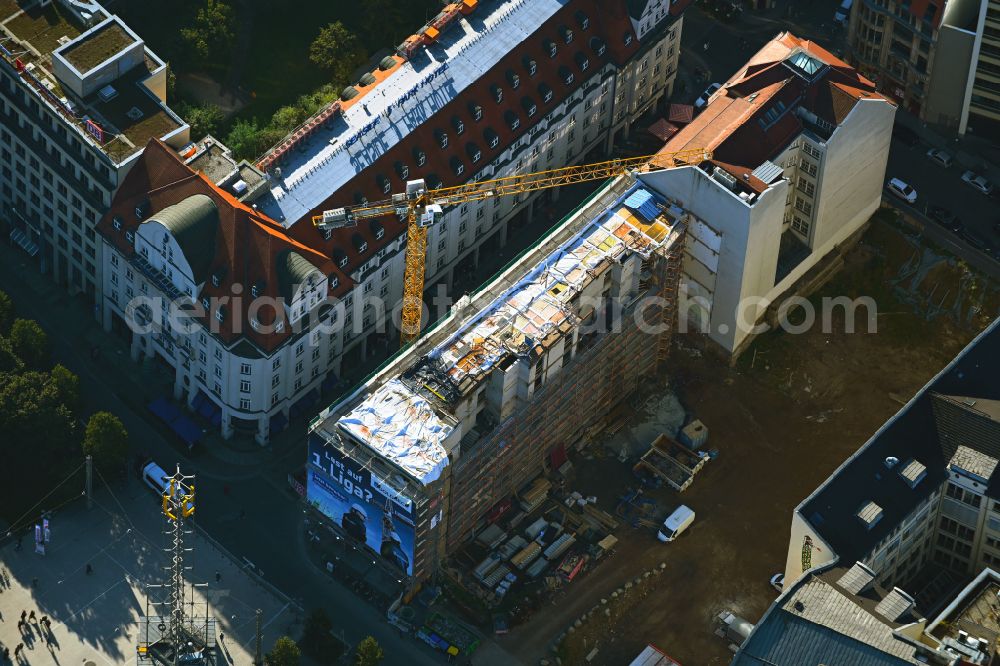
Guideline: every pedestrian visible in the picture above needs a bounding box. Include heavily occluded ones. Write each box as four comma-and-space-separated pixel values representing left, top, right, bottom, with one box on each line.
219, 631, 224, 642
20, 610, 26, 622
14, 643, 22, 655
28, 610, 35, 622
40, 615, 48, 625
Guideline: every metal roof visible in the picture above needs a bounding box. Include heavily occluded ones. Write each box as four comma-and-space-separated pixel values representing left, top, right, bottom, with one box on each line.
258, 0, 565, 227
838, 562, 876, 596
147, 194, 219, 283
949, 445, 998, 481
874, 588, 915, 623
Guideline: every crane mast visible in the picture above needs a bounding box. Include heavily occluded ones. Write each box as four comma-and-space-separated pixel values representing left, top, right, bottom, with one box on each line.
313, 147, 711, 345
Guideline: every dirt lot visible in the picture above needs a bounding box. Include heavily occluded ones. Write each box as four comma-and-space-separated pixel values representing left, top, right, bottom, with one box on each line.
495, 216, 998, 665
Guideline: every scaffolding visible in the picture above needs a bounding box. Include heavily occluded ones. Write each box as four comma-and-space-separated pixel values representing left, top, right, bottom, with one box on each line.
445, 229, 686, 550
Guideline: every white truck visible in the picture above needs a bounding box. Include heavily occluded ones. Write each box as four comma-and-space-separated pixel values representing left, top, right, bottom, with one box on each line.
657, 505, 695, 542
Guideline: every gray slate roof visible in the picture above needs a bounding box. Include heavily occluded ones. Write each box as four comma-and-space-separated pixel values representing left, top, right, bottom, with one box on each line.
734, 578, 922, 665
149, 194, 219, 283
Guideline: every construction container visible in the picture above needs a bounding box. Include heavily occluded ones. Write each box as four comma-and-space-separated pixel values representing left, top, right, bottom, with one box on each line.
473, 554, 502, 582
679, 419, 708, 449
498, 535, 528, 560
476, 524, 507, 549
481, 563, 512, 588
511, 541, 543, 570
526, 556, 549, 579
524, 517, 549, 541
543, 533, 576, 561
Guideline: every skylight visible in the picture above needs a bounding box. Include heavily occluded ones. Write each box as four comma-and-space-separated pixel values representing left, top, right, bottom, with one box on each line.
785, 51, 826, 81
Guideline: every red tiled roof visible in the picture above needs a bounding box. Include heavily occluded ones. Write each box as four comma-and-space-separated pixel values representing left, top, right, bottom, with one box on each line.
286, 0, 655, 273
98, 140, 348, 355
658, 31, 892, 178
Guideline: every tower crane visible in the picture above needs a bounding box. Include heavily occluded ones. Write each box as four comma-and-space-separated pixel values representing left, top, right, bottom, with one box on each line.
313, 147, 711, 346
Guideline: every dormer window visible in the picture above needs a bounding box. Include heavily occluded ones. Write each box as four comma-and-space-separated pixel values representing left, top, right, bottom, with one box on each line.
559, 65, 574, 85
322, 227, 333, 241
504, 110, 520, 131
251, 281, 265, 298
452, 115, 465, 135
112, 216, 122, 231
507, 69, 520, 89
201, 297, 210, 310
491, 84, 503, 104
591, 37, 606, 57
370, 220, 385, 240
354, 191, 368, 206
575, 10, 589, 30
352, 233, 368, 254
329, 274, 339, 289
544, 39, 557, 58
575, 52, 589, 72
211, 273, 220, 287
413, 147, 427, 167
624, 32, 633, 46
467, 142, 482, 163
215, 305, 226, 322
334, 249, 348, 269
560, 25, 573, 44
125, 230, 134, 244
450, 156, 465, 177
435, 129, 448, 148
395, 161, 409, 180
539, 83, 554, 103
468, 102, 483, 121
426, 173, 443, 190
377, 174, 391, 194
522, 97, 537, 117
523, 56, 537, 76
485, 128, 500, 149
134, 200, 149, 219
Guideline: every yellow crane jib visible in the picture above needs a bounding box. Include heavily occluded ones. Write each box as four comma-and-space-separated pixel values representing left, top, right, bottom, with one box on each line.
310, 148, 710, 346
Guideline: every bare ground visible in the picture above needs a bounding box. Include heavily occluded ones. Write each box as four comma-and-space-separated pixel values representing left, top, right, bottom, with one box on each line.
494, 218, 996, 665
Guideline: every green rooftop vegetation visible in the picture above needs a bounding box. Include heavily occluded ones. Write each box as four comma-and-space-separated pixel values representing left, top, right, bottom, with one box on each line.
5, 3, 84, 58
61, 21, 135, 72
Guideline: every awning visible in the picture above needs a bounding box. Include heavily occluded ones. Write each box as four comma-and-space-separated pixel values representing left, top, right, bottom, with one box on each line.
646, 118, 680, 142
148, 397, 181, 423
668, 103, 694, 124
270, 411, 288, 433
171, 415, 203, 446
9, 228, 39, 257
321, 373, 339, 392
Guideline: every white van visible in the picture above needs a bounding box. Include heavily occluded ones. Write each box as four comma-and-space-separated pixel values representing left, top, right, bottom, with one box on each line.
834, 0, 853, 25
657, 505, 695, 542
141, 461, 170, 494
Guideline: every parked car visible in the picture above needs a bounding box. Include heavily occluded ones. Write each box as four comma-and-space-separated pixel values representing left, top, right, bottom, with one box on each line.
770, 573, 784, 593
892, 124, 920, 147
833, 0, 853, 24
926, 148, 953, 168
963, 229, 992, 254
962, 170, 995, 195
695, 83, 722, 109
928, 205, 963, 233
887, 177, 917, 204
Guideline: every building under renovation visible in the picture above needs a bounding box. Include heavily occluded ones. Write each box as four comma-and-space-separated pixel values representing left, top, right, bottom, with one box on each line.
306, 175, 688, 584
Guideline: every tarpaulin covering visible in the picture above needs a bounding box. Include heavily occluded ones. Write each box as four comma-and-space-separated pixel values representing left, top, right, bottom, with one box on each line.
646, 117, 680, 142
668, 103, 694, 124
148, 397, 181, 423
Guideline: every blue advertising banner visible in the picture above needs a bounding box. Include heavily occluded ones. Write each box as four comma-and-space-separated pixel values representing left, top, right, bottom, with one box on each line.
307, 436, 415, 576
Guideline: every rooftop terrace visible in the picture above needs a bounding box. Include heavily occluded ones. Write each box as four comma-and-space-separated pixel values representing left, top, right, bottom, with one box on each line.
0, 2, 186, 165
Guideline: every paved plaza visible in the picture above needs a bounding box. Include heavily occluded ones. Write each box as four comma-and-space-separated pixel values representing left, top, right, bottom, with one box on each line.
0, 479, 299, 665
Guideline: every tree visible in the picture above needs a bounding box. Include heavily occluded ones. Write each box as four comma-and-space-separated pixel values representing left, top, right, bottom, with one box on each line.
265, 636, 301, 666
309, 22, 366, 84
0, 289, 13, 334
354, 637, 383, 666
226, 118, 265, 161
83, 412, 129, 472
9, 318, 49, 369
361, 0, 405, 42
180, 0, 235, 62
180, 102, 224, 140
49, 364, 80, 415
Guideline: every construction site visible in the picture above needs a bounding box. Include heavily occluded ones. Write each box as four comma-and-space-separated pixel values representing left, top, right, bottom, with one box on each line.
305, 166, 693, 598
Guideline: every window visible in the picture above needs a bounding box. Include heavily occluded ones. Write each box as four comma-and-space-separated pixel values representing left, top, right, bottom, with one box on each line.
215, 348, 223, 361
240, 398, 251, 410
240, 363, 251, 375
467, 142, 482, 163
491, 85, 504, 104
469, 102, 483, 121
791, 216, 810, 236
312, 348, 320, 360
413, 147, 427, 166
395, 161, 409, 180
215, 366, 222, 378
505, 110, 520, 131
485, 128, 500, 149
272, 357, 281, 370
624, 32, 633, 46
272, 374, 280, 388
559, 66, 574, 86
507, 70, 520, 89
377, 174, 391, 194
294, 378, 303, 391
296, 342, 304, 357
452, 115, 465, 134
295, 360, 303, 374
450, 156, 465, 176
214, 382, 222, 395
544, 39, 557, 58
271, 392, 279, 406
524, 57, 537, 76
560, 25, 573, 44
797, 178, 815, 197
240, 380, 251, 393
435, 129, 448, 148
539, 83, 554, 104
794, 197, 813, 216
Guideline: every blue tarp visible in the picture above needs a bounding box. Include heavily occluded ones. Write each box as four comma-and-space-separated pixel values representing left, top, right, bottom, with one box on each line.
148, 397, 181, 424
623, 188, 659, 221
